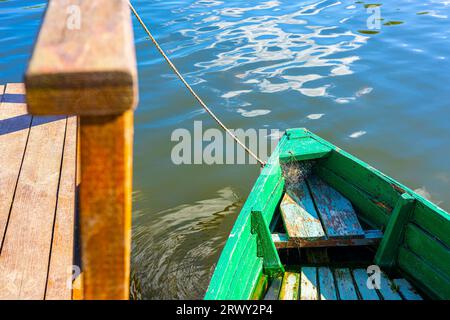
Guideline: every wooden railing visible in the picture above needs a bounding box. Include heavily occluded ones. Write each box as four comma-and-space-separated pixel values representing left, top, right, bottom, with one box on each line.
25, 0, 138, 300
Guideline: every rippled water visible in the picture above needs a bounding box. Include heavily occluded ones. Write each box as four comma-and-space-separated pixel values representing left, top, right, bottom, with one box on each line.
1, 0, 450, 299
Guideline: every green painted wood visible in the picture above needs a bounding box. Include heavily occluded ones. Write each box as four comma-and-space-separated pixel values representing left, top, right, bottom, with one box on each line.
254, 178, 285, 226
393, 279, 422, 300
279, 137, 332, 163
205, 137, 286, 299
404, 224, 450, 279
411, 201, 450, 249
279, 272, 300, 300
317, 146, 401, 209
334, 268, 358, 300
280, 181, 325, 241
307, 175, 364, 239
226, 236, 258, 298
252, 209, 284, 277
352, 269, 380, 300
378, 271, 402, 300
300, 267, 318, 300
315, 166, 388, 229
251, 273, 268, 300
264, 277, 282, 300
398, 246, 450, 300
241, 256, 264, 300
318, 267, 337, 300
375, 193, 415, 270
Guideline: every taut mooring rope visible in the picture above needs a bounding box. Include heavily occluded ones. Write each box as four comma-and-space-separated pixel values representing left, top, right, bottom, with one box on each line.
128, 1, 266, 167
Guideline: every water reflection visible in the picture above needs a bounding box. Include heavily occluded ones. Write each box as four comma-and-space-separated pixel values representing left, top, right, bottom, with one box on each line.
132, 188, 242, 299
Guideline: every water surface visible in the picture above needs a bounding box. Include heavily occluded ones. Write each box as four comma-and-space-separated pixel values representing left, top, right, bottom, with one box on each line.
1, 0, 450, 299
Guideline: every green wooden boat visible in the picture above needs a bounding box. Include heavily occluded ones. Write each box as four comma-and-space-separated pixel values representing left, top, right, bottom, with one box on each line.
205, 128, 450, 300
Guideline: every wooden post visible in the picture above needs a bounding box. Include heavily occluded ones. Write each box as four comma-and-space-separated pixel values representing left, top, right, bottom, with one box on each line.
25, 0, 138, 299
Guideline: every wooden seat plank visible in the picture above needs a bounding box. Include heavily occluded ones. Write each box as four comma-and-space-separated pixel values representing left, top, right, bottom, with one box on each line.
279, 272, 300, 300
280, 182, 326, 241
378, 271, 402, 300
0, 113, 67, 299
0, 83, 32, 247
272, 229, 382, 249
307, 175, 364, 239
300, 267, 318, 300
352, 268, 380, 300
263, 277, 282, 300
393, 278, 422, 300
334, 268, 358, 300
318, 267, 337, 300
45, 116, 77, 300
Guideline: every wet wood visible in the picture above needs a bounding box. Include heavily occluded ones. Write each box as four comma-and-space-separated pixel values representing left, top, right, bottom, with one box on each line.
279, 272, 300, 300
26, 0, 138, 116
318, 267, 337, 300
334, 268, 358, 300
307, 175, 364, 239
352, 268, 380, 300
45, 116, 77, 300
393, 278, 422, 300
280, 182, 325, 241
0, 83, 32, 247
272, 229, 382, 249
300, 267, 318, 300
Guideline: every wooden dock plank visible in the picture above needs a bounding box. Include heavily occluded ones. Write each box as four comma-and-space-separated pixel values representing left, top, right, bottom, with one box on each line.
334, 268, 358, 300
307, 175, 364, 239
272, 229, 382, 249
263, 277, 282, 300
352, 268, 380, 300
0, 112, 67, 299
279, 272, 300, 300
280, 182, 326, 241
300, 267, 318, 300
378, 271, 402, 300
318, 267, 337, 300
0, 83, 32, 247
45, 116, 77, 300
393, 278, 422, 300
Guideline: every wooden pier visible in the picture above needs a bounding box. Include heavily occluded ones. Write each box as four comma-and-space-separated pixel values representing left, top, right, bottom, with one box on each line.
0, 83, 78, 299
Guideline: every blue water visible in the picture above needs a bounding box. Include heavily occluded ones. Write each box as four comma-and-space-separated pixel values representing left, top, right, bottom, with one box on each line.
1, 0, 450, 299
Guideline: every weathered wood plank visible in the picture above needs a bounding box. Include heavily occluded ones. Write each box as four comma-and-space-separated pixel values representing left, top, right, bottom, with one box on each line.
393, 279, 422, 300
300, 267, 318, 300
26, 0, 138, 116
0, 83, 32, 247
272, 229, 382, 248
279, 272, 300, 300
352, 268, 380, 300
334, 268, 358, 300
398, 246, 450, 300
280, 182, 325, 241
264, 277, 282, 300
279, 136, 332, 163
307, 175, 364, 239
45, 116, 77, 300
318, 267, 337, 300
0, 114, 66, 299
404, 223, 450, 280
378, 271, 402, 300
251, 273, 268, 300
375, 193, 415, 270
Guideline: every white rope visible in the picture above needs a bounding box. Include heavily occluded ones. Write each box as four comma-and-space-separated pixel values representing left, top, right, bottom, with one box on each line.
128, 1, 266, 167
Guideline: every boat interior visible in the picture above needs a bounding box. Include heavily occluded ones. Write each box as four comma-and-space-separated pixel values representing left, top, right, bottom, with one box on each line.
252, 129, 449, 300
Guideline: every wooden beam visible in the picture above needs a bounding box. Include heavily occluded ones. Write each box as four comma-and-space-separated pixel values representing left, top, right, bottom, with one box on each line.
25, 0, 138, 300
25, 0, 138, 115
272, 229, 382, 249
375, 193, 415, 270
